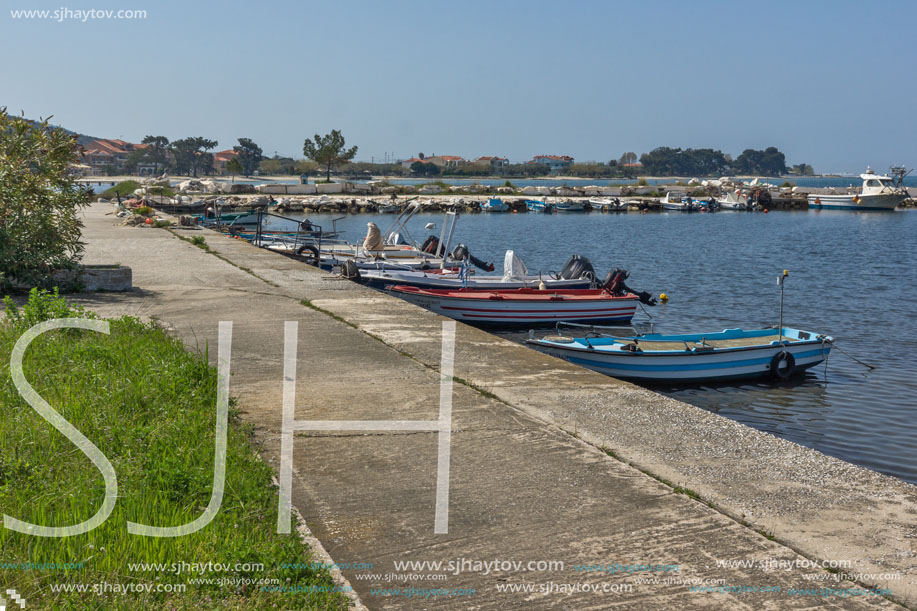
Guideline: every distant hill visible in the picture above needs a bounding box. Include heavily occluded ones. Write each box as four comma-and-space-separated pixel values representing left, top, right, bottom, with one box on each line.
15, 115, 100, 145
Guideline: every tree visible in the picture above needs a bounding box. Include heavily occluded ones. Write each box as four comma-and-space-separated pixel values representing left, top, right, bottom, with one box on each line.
226, 157, 243, 183
411, 161, 440, 176
735, 147, 787, 176
141, 135, 170, 173
618, 152, 638, 166
0, 109, 90, 289
170, 137, 218, 177
302, 130, 358, 182
233, 137, 262, 176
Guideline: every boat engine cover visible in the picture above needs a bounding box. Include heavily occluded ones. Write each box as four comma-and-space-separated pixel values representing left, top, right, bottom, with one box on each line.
559, 254, 597, 283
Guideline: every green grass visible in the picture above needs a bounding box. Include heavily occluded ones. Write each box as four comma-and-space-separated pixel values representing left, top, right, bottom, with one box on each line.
0, 290, 346, 609
99, 181, 141, 200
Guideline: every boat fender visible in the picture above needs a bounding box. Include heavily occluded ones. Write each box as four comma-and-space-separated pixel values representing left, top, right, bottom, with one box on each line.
294, 244, 320, 265
341, 259, 361, 281
769, 351, 795, 379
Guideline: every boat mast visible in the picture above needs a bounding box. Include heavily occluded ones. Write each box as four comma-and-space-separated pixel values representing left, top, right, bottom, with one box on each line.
778, 270, 788, 343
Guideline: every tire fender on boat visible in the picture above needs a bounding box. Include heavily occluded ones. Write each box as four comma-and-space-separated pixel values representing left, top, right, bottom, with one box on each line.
770, 350, 796, 379
295, 244, 320, 265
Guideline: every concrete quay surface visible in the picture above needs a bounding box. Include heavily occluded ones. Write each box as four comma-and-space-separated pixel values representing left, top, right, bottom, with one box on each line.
75, 203, 915, 609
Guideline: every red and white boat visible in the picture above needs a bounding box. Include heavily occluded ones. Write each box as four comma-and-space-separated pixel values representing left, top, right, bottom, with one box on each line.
388, 286, 641, 325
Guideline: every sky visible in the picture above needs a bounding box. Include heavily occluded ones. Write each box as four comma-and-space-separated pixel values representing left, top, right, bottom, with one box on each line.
2, 0, 915, 172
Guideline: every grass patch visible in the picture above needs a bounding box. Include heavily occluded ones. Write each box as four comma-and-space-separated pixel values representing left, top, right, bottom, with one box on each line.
100, 180, 141, 200
191, 235, 208, 249
0, 290, 346, 609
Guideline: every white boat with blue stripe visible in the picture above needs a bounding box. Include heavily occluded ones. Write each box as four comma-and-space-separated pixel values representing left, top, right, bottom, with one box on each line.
528, 327, 833, 383
807, 167, 910, 211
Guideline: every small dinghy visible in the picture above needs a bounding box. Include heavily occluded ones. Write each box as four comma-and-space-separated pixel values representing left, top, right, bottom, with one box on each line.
389, 267, 656, 325
481, 197, 510, 212
525, 199, 555, 213
528, 271, 833, 383
528, 327, 833, 382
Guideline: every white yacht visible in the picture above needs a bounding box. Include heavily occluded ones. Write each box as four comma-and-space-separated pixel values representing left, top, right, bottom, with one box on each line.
807, 167, 910, 211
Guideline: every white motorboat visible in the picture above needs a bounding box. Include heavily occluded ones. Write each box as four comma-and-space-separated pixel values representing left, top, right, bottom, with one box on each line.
716, 190, 749, 210
807, 167, 910, 211
354, 251, 598, 290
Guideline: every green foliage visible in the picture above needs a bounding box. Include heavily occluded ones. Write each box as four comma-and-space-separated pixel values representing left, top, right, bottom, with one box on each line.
133, 205, 152, 215
618, 152, 638, 165
0, 109, 90, 290
734, 147, 787, 176
639, 147, 728, 176
3, 287, 94, 329
792, 163, 814, 176
225, 156, 243, 179
302, 129, 358, 182
190, 235, 207, 248
100, 180, 141, 199
232, 137, 262, 176
170, 137, 218, 177
410, 161, 440, 176
636, 178, 649, 186
0, 309, 345, 608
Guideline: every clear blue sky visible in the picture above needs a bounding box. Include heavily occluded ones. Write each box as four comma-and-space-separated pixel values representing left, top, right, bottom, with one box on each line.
2, 0, 915, 172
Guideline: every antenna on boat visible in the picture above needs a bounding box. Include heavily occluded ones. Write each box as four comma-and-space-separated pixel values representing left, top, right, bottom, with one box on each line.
778, 270, 788, 344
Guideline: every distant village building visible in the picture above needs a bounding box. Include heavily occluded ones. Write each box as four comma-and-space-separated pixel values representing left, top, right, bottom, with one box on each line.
529, 155, 574, 171
473, 156, 509, 172
401, 156, 431, 169
426, 155, 465, 169
81, 138, 153, 176
213, 149, 239, 174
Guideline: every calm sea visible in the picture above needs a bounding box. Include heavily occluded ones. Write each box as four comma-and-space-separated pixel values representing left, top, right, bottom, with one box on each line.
298, 208, 917, 485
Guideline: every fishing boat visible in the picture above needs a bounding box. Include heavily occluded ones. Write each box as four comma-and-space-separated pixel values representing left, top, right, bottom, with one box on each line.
588, 198, 624, 212
388, 267, 656, 325
716, 190, 749, 210
390, 287, 640, 325
659, 192, 699, 211
555, 199, 586, 212
807, 167, 910, 211
527, 327, 833, 382
481, 197, 510, 212
355, 252, 597, 290
525, 199, 555, 213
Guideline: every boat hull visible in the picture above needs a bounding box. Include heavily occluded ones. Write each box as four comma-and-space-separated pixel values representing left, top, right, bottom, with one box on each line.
529, 329, 832, 383
361, 270, 591, 290
807, 193, 904, 210
391, 288, 638, 325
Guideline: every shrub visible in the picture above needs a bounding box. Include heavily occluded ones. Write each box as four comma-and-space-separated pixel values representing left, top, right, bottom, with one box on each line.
0, 109, 90, 290
99, 180, 141, 199
3, 287, 95, 330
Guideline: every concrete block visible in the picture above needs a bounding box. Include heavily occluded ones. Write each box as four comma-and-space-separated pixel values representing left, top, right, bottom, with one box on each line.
287, 184, 317, 195
316, 182, 344, 194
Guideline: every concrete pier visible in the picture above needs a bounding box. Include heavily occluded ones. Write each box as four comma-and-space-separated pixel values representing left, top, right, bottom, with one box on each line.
76, 203, 915, 609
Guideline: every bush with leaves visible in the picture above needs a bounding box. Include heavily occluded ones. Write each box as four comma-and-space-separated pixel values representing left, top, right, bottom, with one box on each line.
3, 287, 95, 330
0, 109, 90, 290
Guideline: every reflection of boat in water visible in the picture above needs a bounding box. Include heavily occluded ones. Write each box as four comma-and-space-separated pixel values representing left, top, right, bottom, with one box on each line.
807, 167, 910, 211
529, 327, 832, 383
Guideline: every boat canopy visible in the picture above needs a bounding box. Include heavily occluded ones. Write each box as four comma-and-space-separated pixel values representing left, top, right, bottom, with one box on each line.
503, 250, 528, 282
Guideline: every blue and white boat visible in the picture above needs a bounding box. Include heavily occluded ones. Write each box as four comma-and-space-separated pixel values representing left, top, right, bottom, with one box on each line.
527, 327, 833, 383
555, 199, 586, 212
481, 197, 510, 212
807, 167, 910, 211
525, 199, 555, 213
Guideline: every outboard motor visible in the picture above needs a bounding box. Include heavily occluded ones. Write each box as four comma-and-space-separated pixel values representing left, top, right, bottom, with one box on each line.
559, 254, 597, 286
602, 267, 657, 306
421, 235, 441, 256
451, 244, 495, 272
